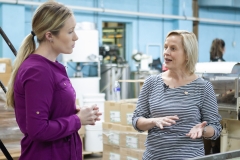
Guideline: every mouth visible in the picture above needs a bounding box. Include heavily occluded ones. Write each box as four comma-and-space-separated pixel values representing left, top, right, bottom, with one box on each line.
165, 58, 172, 62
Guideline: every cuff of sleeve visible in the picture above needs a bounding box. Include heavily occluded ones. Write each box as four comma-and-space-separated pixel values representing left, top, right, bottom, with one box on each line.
73, 115, 81, 130
132, 117, 144, 132
204, 125, 218, 140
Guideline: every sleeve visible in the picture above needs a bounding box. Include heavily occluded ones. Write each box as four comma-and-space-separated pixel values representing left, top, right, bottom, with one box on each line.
132, 76, 153, 132
201, 81, 222, 140
22, 67, 81, 142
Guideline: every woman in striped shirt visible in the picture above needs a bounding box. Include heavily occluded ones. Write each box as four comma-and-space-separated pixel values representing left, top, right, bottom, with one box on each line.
132, 30, 222, 160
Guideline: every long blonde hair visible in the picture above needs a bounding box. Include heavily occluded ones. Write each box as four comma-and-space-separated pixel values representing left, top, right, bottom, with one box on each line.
6, 1, 72, 108
166, 30, 198, 74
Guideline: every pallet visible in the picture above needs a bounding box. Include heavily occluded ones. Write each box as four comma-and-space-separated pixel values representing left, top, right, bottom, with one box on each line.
83, 151, 102, 155
0, 150, 103, 160
0, 145, 103, 160
83, 151, 102, 160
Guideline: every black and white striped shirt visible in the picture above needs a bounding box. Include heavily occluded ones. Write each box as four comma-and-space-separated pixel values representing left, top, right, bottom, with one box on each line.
132, 74, 222, 160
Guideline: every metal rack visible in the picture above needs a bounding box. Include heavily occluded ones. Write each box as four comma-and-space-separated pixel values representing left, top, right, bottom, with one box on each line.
0, 26, 16, 160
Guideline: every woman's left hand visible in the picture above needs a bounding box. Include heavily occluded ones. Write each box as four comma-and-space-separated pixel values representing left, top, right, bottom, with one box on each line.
186, 121, 207, 139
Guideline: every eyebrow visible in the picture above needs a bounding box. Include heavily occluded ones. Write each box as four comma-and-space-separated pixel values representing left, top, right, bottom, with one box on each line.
67, 26, 75, 30
164, 44, 177, 47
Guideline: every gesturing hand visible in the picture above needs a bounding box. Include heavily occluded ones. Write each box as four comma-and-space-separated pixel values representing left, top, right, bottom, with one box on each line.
153, 115, 179, 129
186, 121, 207, 139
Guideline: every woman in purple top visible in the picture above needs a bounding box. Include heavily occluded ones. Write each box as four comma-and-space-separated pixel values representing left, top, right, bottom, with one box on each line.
6, 2, 101, 160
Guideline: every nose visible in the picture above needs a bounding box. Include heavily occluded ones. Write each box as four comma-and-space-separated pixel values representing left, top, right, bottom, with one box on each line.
73, 31, 78, 41
163, 47, 170, 56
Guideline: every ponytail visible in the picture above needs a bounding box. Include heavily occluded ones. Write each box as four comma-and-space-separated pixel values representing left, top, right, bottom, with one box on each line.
6, 33, 36, 108
6, 1, 72, 108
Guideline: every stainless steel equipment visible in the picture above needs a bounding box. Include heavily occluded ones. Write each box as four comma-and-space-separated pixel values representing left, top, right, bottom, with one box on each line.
189, 149, 240, 160
131, 70, 160, 98
100, 63, 130, 100
196, 62, 240, 153
196, 62, 240, 120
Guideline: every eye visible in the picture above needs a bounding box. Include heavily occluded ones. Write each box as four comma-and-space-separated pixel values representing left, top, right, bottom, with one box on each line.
69, 31, 73, 34
171, 47, 175, 51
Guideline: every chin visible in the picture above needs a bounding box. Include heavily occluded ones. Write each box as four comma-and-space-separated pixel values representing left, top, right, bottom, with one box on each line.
65, 50, 73, 54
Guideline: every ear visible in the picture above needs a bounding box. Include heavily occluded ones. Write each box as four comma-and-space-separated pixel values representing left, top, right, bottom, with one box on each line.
45, 31, 53, 42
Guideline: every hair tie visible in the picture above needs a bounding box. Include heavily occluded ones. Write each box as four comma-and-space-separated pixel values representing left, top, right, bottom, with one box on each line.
31, 31, 35, 37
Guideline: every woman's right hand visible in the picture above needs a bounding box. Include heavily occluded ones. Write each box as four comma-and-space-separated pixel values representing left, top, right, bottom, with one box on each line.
153, 115, 179, 129
77, 105, 102, 125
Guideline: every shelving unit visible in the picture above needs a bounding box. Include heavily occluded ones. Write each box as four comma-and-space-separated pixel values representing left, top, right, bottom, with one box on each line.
102, 22, 126, 59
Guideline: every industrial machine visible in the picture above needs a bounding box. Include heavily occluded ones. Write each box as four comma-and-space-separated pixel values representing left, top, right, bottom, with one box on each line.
132, 52, 153, 71
195, 62, 240, 155
99, 44, 130, 100
131, 46, 162, 98
100, 63, 130, 100
99, 45, 125, 64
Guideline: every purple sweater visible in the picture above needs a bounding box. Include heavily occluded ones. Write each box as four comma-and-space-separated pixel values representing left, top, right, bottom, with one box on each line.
14, 54, 82, 160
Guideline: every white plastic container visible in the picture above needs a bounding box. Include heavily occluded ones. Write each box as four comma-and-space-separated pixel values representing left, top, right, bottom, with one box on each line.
85, 122, 103, 152
82, 93, 105, 122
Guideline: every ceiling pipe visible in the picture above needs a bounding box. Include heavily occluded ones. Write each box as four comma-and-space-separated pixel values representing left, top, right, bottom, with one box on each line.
1, 0, 240, 26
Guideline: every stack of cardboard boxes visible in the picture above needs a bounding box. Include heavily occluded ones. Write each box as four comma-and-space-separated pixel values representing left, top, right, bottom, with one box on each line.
0, 58, 12, 86
0, 58, 22, 160
103, 100, 147, 160
78, 125, 85, 159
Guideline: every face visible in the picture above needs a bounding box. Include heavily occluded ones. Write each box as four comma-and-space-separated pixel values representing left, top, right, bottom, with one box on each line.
51, 15, 78, 54
222, 47, 225, 54
163, 35, 187, 71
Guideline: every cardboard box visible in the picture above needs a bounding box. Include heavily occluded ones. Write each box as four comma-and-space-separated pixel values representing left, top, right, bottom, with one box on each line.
104, 101, 122, 123
0, 73, 11, 86
138, 133, 147, 150
120, 147, 144, 160
104, 100, 138, 124
103, 144, 120, 160
119, 98, 138, 103
80, 134, 84, 159
119, 125, 138, 149
102, 122, 122, 146
0, 58, 12, 73
120, 103, 136, 126
78, 126, 85, 135
0, 58, 12, 86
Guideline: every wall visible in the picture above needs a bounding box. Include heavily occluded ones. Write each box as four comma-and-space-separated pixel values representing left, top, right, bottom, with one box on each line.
0, 4, 25, 60
198, 7, 240, 62
0, 0, 239, 71
0, 0, 193, 71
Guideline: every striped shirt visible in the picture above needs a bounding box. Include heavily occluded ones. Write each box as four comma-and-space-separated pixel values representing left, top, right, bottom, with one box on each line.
132, 74, 222, 160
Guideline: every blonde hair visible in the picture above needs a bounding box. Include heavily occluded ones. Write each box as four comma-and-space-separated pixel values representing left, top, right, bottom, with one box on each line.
166, 30, 198, 74
6, 1, 72, 108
